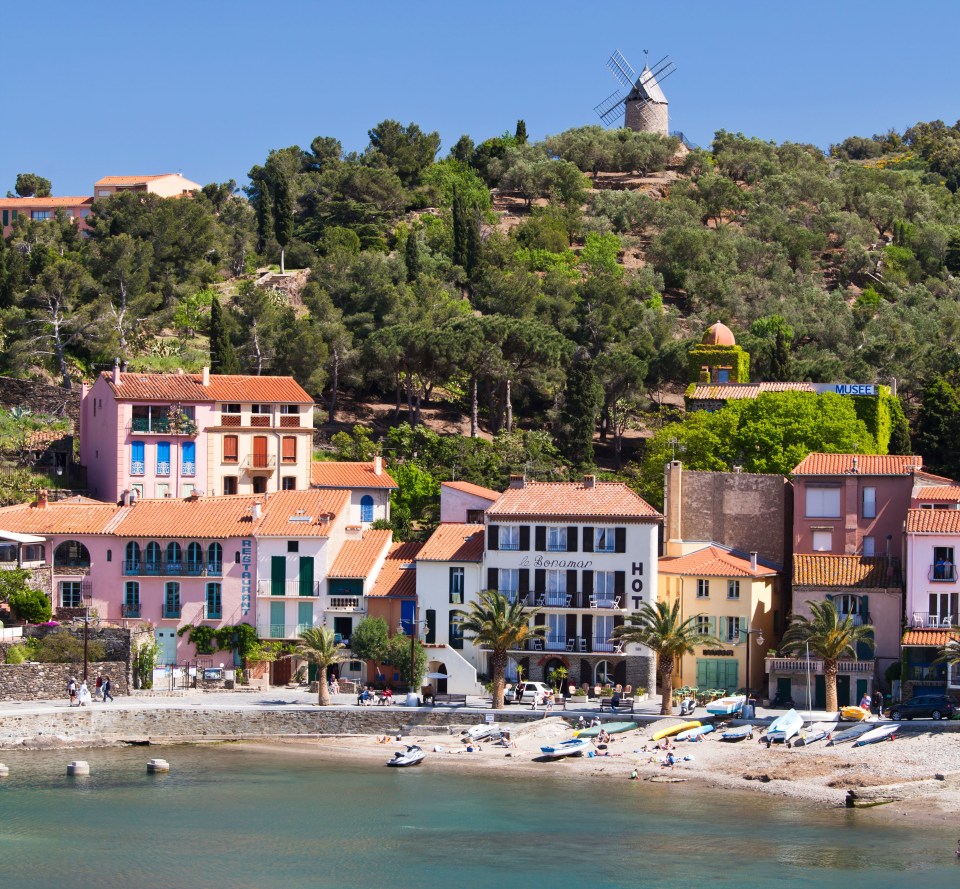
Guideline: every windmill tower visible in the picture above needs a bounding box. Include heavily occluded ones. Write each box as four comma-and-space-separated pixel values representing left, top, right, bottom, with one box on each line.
594, 49, 675, 135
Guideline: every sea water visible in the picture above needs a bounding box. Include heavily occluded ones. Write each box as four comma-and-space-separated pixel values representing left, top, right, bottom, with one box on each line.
0, 744, 957, 889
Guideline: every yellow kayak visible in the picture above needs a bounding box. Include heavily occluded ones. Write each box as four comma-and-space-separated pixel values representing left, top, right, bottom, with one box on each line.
840, 706, 869, 721
651, 720, 701, 741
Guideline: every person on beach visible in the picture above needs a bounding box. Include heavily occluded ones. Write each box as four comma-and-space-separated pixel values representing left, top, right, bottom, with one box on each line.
664, 752, 676, 770
67, 677, 77, 707
102, 676, 113, 703
859, 692, 871, 711
577, 716, 586, 729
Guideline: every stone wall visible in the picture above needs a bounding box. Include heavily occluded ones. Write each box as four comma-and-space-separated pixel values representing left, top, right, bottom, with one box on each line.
0, 661, 128, 702
0, 375, 80, 423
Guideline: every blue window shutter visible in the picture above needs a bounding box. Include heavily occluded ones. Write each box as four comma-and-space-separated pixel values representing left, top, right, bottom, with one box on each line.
181, 441, 195, 470
132, 441, 144, 461
157, 441, 170, 472
360, 495, 374, 522
400, 599, 415, 634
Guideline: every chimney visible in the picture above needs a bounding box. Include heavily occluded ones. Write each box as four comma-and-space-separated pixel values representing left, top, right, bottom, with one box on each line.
202, 366, 210, 386
583, 474, 596, 489
121, 490, 130, 506
112, 359, 121, 385
663, 460, 683, 556
373, 454, 383, 476
750, 551, 758, 573
509, 474, 525, 489
36, 489, 48, 509
129, 488, 139, 505
251, 502, 262, 520
851, 455, 859, 473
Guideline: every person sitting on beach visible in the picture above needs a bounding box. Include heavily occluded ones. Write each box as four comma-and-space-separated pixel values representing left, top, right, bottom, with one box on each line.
598, 729, 610, 744
589, 717, 601, 728
358, 687, 373, 706
381, 688, 393, 705
664, 752, 676, 770
577, 715, 586, 729
376, 735, 390, 744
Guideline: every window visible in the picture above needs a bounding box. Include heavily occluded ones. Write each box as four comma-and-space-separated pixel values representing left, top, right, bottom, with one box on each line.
131, 441, 145, 476
862, 486, 877, 519
60, 581, 83, 608
124, 582, 140, 617
251, 404, 271, 414
727, 580, 740, 600
449, 613, 464, 649
546, 613, 565, 649
156, 441, 171, 476
595, 527, 616, 552
281, 436, 297, 463
287, 540, 299, 553
282, 476, 296, 490
181, 441, 196, 477
834, 594, 862, 622
862, 536, 875, 557
145, 541, 162, 574
928, 592, 959, 626
726, 616, 742, 643
449, 567, 465, 603
223, 435, 239, 463
131, 484, 143, 500
360, 495, 374, 523
499, 526, 520, 551
696, 578, 709, 598
812, 530, 832, 552
164, 582, 181, 619
806, 486, 841, 518
32, 210, 51, 220
166, 542, 183, 574
124, 541, 141, 574
206, 583, 222, 619
222, 403, 241, 414
933, 546, 955, 581
696, 615, 710, 636
545, 569, 566, 605
157, 483, 170, 499
54, 540, 90, 568
547, 527, 567, 552
466, 509, 485, 523
594, 614, 613, 652
207, 542, 222, 575
222, 476, 238, 495
131, 405, 170, 433
186, 542, 203, 574
252, 477, 267, 494
595, 571, 616, 605
498, 568, 519, 600
280, 404, 299, 414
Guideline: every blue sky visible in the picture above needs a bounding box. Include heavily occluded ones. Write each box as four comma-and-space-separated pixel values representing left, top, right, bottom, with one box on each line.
4, 0, 959, 195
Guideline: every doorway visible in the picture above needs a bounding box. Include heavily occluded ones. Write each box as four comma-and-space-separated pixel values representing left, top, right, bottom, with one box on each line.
155, 629, 177, 665
428, 661, 448, 694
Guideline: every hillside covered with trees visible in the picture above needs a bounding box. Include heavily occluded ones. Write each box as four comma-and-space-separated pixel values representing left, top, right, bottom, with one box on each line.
4, 117, 960, 513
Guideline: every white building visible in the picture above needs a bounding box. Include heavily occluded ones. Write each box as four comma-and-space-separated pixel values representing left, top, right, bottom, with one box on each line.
311, 457, 397, 526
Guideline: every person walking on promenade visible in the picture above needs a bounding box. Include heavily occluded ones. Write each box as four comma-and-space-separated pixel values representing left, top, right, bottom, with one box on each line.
102, 676, 114, 703
67, 677, 77, 707
95, 673, 103, 701
77, 681, 91, 707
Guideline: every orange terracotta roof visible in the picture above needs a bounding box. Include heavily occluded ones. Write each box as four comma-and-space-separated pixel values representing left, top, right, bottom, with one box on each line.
311, 461, 397, 490
368, 541, 422, 598
0, 197, 94, 208
688, 382, 814, 400
112, 495, 264, 538
902, 629, 960, 647
906, 508, 960, 534
793, 554, 902, 588
95, 175, 168, 186
915, 486, 960, 503
791, 453, 922, 476
328, 529, 393, 578
253, 490, 349, 538
914, 470, 957, 484
418, 523, 484, 562
487, 481, 661, 521
441, 480, 501, 501
658, 545, 778, 578
0, 500, 121, 535
101, 371, 314, 403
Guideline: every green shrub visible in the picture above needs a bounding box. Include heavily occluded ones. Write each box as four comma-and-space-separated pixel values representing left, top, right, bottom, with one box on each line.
4, 644, 28, 664
8, 588, 52, 624
33, 630, 105, 663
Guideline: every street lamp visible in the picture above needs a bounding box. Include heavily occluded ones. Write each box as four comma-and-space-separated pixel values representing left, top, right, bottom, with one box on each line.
398, 613, 428, 707
740, 627, 765, 704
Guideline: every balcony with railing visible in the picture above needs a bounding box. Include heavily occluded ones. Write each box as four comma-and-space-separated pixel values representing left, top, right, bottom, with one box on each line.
249, 416, 270, 427
125, 559, 222, 577
242, 454, 276, 473
765, 657, 875, 675
131, 461, 145, 476
122, 604, 141, 619
256, 581, 320, 597
327, 596, 363, 611
514, 635, 622, 654
163, 604, 181, 619
280, 415, 300, 428
503, 591, 623, 610
182, 461, 196, 477
910, 611, 958, 629
928, 565, 958, 583
156, 461, 171, 476
129, 415, 198, 436
257, 622, 312, 639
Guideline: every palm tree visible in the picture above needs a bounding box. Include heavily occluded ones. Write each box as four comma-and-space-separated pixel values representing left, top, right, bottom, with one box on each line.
935, 638, 960, 671
780, 600, 875, 713
454, 589, 545, 709
613, 599, 712, 715
292, 627, 348, 706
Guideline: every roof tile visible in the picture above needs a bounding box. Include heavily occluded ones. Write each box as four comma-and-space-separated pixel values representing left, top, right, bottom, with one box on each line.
793, 554, 902, 588
328, 529, 393, 578
417, 523, 485, 562
0, 500, 121, 535
0, 197, 94, 209
440, 480, 501, 501
252, 490, 350, 538
658, 545, 778, 578
791, 453, 922, 476
368, 541, 422, 598
901, 629, 960, 647
487, 481, 661, 521
311, 461, 397, 490
102, 371, 314, 404
906, 508, 960, 534
914, 487, 960, 503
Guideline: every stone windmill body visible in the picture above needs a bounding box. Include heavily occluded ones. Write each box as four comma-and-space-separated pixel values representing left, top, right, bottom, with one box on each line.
595, 49, 674, 136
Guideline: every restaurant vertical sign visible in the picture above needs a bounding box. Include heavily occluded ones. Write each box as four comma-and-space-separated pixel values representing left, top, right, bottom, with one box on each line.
241, 539, 252, 616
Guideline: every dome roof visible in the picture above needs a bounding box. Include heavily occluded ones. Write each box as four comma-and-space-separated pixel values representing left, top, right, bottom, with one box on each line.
702, 322, 736, 346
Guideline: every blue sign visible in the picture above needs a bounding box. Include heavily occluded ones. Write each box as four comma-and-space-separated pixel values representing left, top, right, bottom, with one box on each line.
812, 383, 878, 397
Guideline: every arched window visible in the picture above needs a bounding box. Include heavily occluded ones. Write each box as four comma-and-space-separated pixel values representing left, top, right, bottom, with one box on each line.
595, 660, 614, 686
207, 542, 223, 576
166, 542, 183, 574
145, 541, 162, 575
186, 542, 203, 575
833, 594, 860, 621
360, 494, 374, 523
54, 540, 90, 569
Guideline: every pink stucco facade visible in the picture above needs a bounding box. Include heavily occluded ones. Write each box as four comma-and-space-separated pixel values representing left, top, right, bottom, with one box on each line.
905, 527, 960, 629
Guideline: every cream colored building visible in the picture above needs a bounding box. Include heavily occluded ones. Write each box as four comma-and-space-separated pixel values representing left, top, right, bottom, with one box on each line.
94, 173, 202, 199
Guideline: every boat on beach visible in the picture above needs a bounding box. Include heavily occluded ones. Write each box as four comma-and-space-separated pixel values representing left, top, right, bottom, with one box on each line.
651, 720, 700, 741
387, 745, 425, 767
574, 721, 637, 738
852, 724, 900, 747
789, 722, 835, 747
763, 709, 803, 746
706, 695, 746, 716
540, 738, 591, 759
826, 722, 874, 746
676, 724, 715, 741
721, 724, 754, 741
840, 706, 869, 721
464, 722, 500, 741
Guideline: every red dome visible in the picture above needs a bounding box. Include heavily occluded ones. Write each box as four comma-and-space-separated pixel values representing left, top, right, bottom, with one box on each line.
702, 322, 736, 346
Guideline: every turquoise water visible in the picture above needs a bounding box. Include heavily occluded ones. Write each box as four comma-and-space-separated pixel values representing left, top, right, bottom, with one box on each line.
1, 745, 958, 889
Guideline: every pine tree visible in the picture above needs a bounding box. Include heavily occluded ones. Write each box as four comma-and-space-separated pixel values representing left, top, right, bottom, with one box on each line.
946, 234, 960, 275
273, 173, 293, 274
559, 354, 602, 470
915, 377, 960, 477
452, 188, 468, 269
405, 230, 421, 282
515, 120, 528, 145
769, 327, 791, 381
465, 208, 481, 279
209, 296, 240, 374
0, 233, 10, 309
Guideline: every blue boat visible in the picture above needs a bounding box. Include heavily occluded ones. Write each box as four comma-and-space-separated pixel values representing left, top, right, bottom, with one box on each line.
675, 724, 715, 741
706, 695, 746, 716
721, 724, 754, 741
539, 738, 591, 759
763, 709, 803, 746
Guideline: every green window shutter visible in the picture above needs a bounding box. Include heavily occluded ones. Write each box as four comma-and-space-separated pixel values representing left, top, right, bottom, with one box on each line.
270, 600, 285, 636
298, 557, 314, 596
271, 556, 285, 596
297, 600, 312, 630
708, 616, 716, 638
696, 659, 708, 687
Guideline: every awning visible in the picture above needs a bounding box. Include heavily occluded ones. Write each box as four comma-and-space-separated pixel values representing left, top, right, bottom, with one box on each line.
0, 529, 46, 544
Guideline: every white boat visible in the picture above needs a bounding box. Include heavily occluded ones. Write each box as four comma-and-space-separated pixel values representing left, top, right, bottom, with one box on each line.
464, 722, 500, 741
706, 695, 746, 716
539, 738, 591, 759
676, 724, 715, 741
721, 724, 754, 741
826, 722, 874, 746
852, 724, 900, 747
387, 745, 426, 767
764, 709, 803, 746
790, 722, 835, 748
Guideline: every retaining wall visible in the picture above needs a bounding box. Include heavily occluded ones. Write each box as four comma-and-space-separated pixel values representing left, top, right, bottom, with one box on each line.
0, 662, 128, 702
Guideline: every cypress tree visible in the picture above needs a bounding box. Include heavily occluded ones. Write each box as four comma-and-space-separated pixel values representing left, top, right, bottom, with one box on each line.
273, 173, 293, 274
888, 399, 912, 456
915, 377, 960, 476
559, 354, 602, 470
405, 230, 421, 282
452, 188, 468, 269
515, 119, 528, 145
769, 327, 791, 382
465, 208, 481, 279
254, 178, 273, 255
945, 234, 960, 275
209, 296, 240, 374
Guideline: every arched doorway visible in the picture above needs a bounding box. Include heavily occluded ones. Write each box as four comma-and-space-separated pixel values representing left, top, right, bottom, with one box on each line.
595, 660, 615, 686
427, 660, 448, 694
543, 657, 568, 691
54, 540, 90, 569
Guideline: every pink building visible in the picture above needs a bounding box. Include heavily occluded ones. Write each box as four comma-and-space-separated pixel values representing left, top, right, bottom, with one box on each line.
439, 480, 499, 524
1, 196, 94, 238
81, 366, 315, 503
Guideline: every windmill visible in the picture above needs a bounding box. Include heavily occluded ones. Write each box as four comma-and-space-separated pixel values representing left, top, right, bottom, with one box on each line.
594, 49, 675, 135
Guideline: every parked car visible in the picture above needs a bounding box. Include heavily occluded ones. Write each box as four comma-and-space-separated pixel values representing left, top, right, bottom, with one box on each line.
505, 681, 553, 705
889, 694, 956, 721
